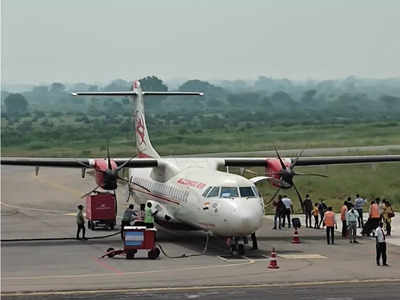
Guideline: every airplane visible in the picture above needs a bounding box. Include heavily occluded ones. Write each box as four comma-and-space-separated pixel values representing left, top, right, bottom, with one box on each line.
2, 80, 400, 255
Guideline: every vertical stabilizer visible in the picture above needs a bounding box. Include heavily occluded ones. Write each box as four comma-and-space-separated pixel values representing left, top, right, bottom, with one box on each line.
132, 81, 160, 159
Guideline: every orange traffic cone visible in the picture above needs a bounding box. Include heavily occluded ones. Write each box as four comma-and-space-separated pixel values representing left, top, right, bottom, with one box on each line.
268, 248, 279, 269
292, 228, 301, 244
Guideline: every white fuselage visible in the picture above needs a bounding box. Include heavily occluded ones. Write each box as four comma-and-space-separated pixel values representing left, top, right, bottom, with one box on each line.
129, 158, 264, 237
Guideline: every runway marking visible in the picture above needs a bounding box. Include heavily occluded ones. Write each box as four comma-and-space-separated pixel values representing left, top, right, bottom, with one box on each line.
217, 256, 255, 262
5, 259, 255, 281
279, 254, 327, 259
94, 257, 124, 275
0, 201, 70, 214
3, 278, 400, 296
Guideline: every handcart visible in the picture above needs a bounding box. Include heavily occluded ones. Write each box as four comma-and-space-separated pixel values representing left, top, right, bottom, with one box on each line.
100, 226, 160, 259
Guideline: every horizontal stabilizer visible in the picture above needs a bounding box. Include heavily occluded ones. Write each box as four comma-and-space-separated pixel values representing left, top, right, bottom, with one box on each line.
72, 91, 203, 97
72, 92, 137, 96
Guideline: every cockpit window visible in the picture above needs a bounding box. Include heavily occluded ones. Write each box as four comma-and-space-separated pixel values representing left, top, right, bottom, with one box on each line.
220, 187, 239, 198
202, 186, 212, 197
252, 186, 261, 197
207, 186, 220, 198
239, 187, 256, 197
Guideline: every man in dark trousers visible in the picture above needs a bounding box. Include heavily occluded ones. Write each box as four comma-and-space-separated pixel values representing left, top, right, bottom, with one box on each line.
303, 194, 313, 228
318, 200, 328, 228
76, 205, 86, 240
121, 204, 136, 239
375, 222, 388, 266
323, 207, 337, 245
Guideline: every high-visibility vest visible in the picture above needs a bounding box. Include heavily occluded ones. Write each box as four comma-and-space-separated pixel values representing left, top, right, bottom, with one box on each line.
145, 207, 154, 224
370, 204, 380, 219
324, 211, 335, 227
340, 205, 347, 221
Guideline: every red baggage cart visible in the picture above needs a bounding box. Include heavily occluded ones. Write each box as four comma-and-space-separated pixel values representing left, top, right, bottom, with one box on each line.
101, 226, 160, 259
123, 226, 160, 259
86, 192, 116, 230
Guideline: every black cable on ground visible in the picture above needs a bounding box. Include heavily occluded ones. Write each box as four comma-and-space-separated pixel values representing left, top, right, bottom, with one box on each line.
1, 231, 120, 242
157, 233, 209, 258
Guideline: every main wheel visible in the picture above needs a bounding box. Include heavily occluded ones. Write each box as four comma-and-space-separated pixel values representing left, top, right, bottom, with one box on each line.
126, 251, 135, 259
148, 248, 160, 259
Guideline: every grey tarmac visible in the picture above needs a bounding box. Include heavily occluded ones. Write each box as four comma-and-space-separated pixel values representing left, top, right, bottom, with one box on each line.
2, 165, 400, 297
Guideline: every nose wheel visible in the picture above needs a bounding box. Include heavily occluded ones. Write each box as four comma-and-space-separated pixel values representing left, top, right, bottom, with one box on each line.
229, 238, 245, 256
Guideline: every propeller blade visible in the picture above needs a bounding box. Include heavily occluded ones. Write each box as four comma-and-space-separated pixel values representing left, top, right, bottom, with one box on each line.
295, 172, 328, 177
274, 146, 287, 170
116, 157, 134, 171
76, 160, 91, 169
81, 186, 99, 199
264, 188, 281, 207
107, 143, 112, 170
292, 182, 305, 213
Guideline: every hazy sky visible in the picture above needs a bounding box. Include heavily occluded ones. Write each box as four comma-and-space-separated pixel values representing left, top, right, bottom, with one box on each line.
2, 0, 400, 84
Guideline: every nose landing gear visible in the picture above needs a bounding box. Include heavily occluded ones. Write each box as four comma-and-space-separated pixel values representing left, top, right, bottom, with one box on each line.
227, 233, 258, 256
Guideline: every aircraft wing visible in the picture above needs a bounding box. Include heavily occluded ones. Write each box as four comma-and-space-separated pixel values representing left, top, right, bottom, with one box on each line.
1, 158, 158, 168
224, 155, 400, 167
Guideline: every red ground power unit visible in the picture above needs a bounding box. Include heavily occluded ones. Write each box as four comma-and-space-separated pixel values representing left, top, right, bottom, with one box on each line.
123, 226, 160, 259
86, 192, 116, 230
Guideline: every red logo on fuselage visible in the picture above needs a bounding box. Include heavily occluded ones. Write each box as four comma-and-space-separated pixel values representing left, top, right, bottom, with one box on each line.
136, 114, 146, 145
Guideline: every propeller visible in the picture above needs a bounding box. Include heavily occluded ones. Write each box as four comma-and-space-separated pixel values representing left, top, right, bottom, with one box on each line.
269, 147, 327, 213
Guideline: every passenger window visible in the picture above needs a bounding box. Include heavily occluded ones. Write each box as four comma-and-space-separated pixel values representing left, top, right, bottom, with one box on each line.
207, 187, 220, 198
239, 187, 255, 198
220, 187, 239, 198
202, 186, 212, 197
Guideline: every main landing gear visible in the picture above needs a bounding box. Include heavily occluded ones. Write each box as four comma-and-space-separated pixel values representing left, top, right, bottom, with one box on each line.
226, 233, 258, 256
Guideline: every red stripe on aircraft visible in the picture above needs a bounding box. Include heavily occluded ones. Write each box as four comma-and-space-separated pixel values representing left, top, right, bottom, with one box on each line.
130, 187, 180, 205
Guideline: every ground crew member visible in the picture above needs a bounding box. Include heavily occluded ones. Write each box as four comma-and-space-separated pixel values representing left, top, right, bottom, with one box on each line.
323, 207, 337, 245
144, 202, 158, 228
382, 200, 394, 236
354, 194, 366, 228
312, 204, 319, 229
76, 204, 86, 240
121, 204, 136, 238
340, 201, 348, 238
281, 195, 293, 228
346, 203, 359, 243
369, 199, 380, 230
375, 222, 388, 266
318, 200, 327, 228
273, 195, 284, 230
303, 194, 313, 228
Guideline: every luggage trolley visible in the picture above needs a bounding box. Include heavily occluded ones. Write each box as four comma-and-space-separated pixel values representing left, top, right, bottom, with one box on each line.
102, 226, 161, 259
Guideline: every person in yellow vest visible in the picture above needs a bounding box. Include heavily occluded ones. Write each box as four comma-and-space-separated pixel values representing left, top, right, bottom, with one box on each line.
340, 201, 348, 239
144, 202, 159, 228
382, 200, 394, 236
369, 199, 381, 233
312, 204, 319, 229
323, 207, 337, 245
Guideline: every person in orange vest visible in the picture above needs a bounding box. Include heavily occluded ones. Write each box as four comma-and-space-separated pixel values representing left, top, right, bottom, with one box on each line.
323, 207, 337, 245
369, 199, 381, 233
340, 201, 348, 239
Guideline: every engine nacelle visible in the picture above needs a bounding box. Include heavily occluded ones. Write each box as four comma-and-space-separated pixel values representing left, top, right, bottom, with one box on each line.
94, 159, 118, 190
265, 158, 292, 189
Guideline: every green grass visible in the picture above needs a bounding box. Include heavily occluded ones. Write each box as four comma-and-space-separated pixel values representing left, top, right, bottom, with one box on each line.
251, 163, 400, 213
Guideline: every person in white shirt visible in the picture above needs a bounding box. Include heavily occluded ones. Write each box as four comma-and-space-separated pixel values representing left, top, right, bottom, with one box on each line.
375, 222, 388, 266
354, 194, 366, 228
346, 203, 359, 243
281, 195, 293, 228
